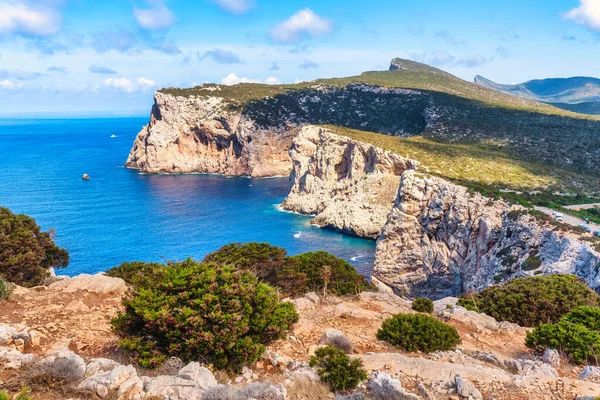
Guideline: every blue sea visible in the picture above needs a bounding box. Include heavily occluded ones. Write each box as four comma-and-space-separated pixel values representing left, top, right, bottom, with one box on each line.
0, 117, 376, 276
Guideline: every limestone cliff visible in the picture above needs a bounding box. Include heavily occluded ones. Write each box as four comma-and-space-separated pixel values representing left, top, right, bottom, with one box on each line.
126, 91, 294, 177
372, 171, 600, 299
282, 126, 417, 239
126, 83, 429, 176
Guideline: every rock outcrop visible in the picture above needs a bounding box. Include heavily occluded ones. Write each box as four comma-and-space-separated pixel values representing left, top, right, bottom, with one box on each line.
372, 171, 600, 299
126, 91, 294, 177
126, 83, 428, 177
282, 126, 417, 239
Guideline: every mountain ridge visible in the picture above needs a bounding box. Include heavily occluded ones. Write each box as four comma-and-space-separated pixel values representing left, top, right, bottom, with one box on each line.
474, 74, 600, 112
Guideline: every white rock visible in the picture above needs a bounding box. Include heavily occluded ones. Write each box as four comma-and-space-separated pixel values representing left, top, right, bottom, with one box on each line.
305, 292, 320, 304
292, 297, 315, 312
143, 375, 205, 400
579, 366, 600, 382
368, 372, 419, 400
30, 348, 86, 382
0, 324, 16, 345
543, 348, 561, 367
454, 375, 482, 400
176, 362, 217, 389
77, 364, 137, 397
320, 328, 352, 353
48, 273, 127, 295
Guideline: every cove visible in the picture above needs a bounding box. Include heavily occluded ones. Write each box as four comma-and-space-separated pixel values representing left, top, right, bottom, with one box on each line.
0, 117, 376, 276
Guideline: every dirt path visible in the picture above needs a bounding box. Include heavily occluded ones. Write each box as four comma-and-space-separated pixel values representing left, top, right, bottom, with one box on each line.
563, 203, 600, 210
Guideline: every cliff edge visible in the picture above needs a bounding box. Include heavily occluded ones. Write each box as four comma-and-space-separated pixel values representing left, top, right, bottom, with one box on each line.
282, 126, 417, 239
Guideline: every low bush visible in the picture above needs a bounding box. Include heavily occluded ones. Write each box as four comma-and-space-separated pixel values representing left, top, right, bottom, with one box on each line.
286, 251, 371, 296
457, 275, 600, 327
0, 277, 14, 300
309, 346, 367, 393
412, 297, 434, 313
563, 306, 600, 331
376, 313, 461, 353
105, 261, 164, 287
111, 258, 298, 372
0, 387, 31, 400
526, 321, 600, 364
202, 243, 371, 297
0, 207, 69, 287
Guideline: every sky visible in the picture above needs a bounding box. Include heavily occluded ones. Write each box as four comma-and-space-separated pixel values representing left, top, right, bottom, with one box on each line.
1, 0, 600, 114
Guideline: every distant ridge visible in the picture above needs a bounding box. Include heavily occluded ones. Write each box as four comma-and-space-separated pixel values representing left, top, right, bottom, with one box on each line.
474, 74, 600, 114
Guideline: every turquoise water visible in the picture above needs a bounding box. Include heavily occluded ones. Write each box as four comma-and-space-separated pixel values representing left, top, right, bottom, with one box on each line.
0, 117, 376, 276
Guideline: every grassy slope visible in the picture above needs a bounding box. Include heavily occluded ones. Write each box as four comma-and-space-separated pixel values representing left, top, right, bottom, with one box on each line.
161, 59, 595, 120
325, 125, 600, 207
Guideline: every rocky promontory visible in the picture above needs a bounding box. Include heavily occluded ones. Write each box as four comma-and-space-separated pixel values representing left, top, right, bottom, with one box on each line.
372, 171, 600, 298
125, 91, 294, 177
282, 126, 417, 239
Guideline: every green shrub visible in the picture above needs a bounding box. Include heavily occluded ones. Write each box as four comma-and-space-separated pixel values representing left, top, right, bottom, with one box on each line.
0, 277, 14, 300
0, 207, 69, 287
412, 297, 434, 313
376, 313, 461, 353
309, 346, 366, 393
285, 251, 371, 296
202, 243, 371, 297
0, 387, 32, 400
106, 261, 164, 287
563, 306, 600, 331
111, 258, 298, 372
526, 321, 600, 364
457, 275, 600, 327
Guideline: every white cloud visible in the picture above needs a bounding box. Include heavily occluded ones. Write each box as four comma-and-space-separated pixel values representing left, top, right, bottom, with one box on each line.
104, 78, 134, 92
137, 77, 155, 88
221, 73, 260, 85
211, 0, 253, 14
564, 0, 600, 31
265, 77, 281, 85
134, 0, 176, 30
0, 2, 62, 37
0, 80, 23, 90
270, 9, 332, 43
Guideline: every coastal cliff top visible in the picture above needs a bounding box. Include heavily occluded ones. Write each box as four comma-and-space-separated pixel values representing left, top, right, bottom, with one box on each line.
159, 58, 596, 120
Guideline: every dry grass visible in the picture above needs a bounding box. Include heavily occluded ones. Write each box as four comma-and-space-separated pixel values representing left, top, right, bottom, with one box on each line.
286, 377, 333, 400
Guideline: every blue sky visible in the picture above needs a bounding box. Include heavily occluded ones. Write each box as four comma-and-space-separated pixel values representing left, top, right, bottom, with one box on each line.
0, 0, 599, 114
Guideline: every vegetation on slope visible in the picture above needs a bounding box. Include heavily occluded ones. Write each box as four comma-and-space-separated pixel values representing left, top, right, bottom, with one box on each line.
326, 125, 600, 201
162, 59, 587, 118
111, 258, 298, 372
0, 207, 69, 287
458, 275, 600, 327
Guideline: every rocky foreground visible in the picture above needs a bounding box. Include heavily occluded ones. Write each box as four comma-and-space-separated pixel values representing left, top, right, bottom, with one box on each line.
1, 273, 600, 399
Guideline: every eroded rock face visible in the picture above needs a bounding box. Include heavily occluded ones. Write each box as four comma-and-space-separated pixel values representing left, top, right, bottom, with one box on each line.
126, 91, 294, 177
373, 171, 600, 299
126, 84, 429, 178
282, 126, 417, 239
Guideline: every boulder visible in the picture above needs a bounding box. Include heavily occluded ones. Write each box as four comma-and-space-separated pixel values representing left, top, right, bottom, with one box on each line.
176, 362, 217, 389
543, 348, 561, 367
85, 358, 122, 378
143, 375, 205, 400
48, 273, 127, 295
0, 324, 16, 345
305, 292, 320, 305
579, 366, 600, 382
77, 364, 137, 398
367, 372, 419, 400
320, 328, 353, 353
454, 375, 482, 400
292, 297, 315, 312
0, 346, 29, 369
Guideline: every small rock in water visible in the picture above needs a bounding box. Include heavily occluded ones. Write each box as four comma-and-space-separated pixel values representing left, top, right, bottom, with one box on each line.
82, 173, 90, 180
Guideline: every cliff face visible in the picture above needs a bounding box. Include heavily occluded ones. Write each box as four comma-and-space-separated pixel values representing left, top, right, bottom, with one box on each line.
126, 85, 430, 177
282, 126, 417, 239
372, 171, 600, 299
125, 91, 294, 177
